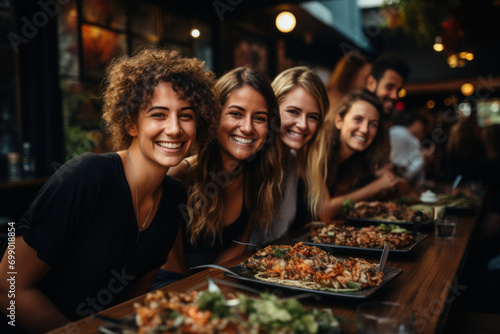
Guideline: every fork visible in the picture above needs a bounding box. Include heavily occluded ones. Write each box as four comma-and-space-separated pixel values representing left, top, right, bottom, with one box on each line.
190, 264, 243, 278
377, 242, 391, 272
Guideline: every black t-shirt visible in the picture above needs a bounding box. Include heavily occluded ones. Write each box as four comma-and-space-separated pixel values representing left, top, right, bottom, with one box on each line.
15, 152, 186, 321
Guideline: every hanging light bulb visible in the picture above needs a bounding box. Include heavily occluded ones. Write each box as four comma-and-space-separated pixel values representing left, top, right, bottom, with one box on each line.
276, 11, 296, 33
191, 28, 200, 38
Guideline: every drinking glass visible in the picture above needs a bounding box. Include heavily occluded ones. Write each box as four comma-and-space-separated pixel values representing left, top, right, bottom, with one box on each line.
434, 216, 458, 239
356, 301, 414, 334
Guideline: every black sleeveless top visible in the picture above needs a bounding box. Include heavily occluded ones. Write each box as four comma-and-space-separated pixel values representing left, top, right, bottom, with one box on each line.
185, 175, 249, 266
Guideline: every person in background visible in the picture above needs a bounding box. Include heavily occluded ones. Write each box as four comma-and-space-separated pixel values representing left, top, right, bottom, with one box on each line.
0, 47, 218, 333
319, 89, 402, 221
446, 116, 486, 183
366, 54, 410, 169
325, 51, 372, 126
154, 67, 283, 288
249, 66, 330, 246
390, 112, 432, 184
366, 53, 409, 120
474, 124, 500, 249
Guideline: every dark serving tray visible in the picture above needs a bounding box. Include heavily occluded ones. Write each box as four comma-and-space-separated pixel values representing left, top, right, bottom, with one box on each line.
294, 232, 427, 254
345, 217, 434, 230
224, 264, 402, 299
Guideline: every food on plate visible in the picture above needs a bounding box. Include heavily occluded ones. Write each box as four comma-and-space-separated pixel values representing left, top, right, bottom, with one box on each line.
244, 243, 384, 292
308, 223, 414, 249
134, 289, 339, 334
435, 192, 478, 208
343, 200, 431, 223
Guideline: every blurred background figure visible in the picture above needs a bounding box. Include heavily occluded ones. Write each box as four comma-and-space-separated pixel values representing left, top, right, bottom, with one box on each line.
325, 51, 372, 126
390, 111, 433, 184
476, 124, 500, 250
445, 116, 486, 183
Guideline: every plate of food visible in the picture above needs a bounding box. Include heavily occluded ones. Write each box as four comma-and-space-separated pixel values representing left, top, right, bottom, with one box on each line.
435, 192, 479, 213
343, 200, 435, 229
294, 223, 427, 253
98, 284, 341, 334
224, 243, 402, 299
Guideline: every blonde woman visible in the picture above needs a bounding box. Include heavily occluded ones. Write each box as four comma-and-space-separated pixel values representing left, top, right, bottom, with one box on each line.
154, 67, 283, 287
250, 66, 330, 246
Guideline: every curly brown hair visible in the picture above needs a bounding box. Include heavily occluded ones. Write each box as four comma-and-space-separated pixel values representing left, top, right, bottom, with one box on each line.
102, 46, 219, 151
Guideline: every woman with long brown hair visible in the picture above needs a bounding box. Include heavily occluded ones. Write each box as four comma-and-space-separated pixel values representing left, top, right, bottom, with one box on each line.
319, 89, 402, 220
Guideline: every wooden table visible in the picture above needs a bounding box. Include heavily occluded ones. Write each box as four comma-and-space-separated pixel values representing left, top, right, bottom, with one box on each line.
49, 213, 477, 334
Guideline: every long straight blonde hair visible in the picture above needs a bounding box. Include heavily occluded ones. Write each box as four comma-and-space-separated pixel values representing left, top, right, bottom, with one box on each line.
272, 66, 330, 219
187, 67, 283, 245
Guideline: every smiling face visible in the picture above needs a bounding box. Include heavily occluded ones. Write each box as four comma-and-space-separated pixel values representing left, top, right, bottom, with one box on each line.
217, 85, 269, 163
129, 81, 196, 168
279, 87, 321, 151
367, 69, 403, 115
335, 100, 379, 159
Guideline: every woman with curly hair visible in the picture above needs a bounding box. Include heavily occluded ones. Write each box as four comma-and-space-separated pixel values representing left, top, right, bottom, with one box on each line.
0, 47, 218, 332
156, 66, 283, 283
249, 66, 330, 246
319, 89, 402, 220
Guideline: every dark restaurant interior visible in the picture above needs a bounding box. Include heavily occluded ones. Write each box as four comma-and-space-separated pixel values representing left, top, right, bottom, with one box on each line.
1, 0, 500, 333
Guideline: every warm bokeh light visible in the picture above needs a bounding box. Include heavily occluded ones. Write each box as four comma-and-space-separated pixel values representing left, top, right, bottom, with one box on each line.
461, 83, 474, 96
398, 88, 406, 98
447, 54, 458, 68
276, 11, 296, 33
191, 29, 200, 38
433, 36, 444, 52
427, 100, 435, 109
466, 52, 474, 61
458, 52, 468, 59
444, 98, 451, 106
433, 44, 444, 52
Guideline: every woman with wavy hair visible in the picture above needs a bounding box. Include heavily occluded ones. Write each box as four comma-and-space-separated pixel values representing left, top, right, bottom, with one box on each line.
319, 89, 402, 220
155, 66, 283, 285
0, 47, 218, 332
250, 66, 330, 246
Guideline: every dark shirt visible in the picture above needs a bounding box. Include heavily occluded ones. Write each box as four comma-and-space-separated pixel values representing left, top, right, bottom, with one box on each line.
184, 205, 248, 267
15, 153, 185, 321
